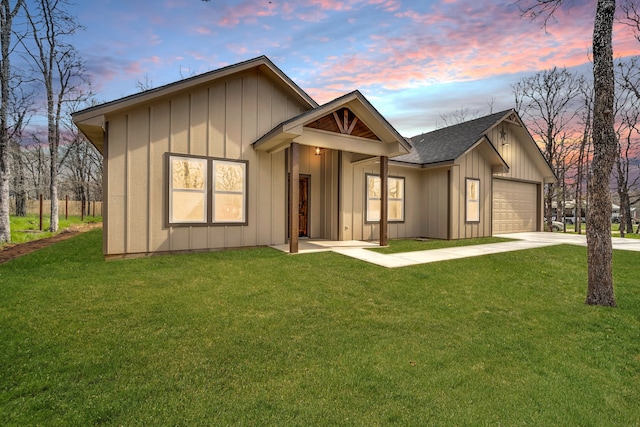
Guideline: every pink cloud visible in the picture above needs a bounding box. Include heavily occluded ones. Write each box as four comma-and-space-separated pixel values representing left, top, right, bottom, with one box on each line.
195, 27, 212, 35
213, 0, 277, 27
298, 0, 637, 98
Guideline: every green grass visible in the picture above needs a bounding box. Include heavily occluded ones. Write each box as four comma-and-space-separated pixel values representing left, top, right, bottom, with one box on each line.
371, 237, 514, 254
1, 230, 639, 425
4, 214, 102, 246
556, 224, 640, 239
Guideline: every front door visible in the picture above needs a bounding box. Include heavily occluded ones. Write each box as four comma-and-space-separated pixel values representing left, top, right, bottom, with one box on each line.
298, 176, 309, 237
288, 175, 310, 238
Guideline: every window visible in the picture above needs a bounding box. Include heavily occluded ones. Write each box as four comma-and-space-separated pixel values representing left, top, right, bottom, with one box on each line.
466, 178, 480, 222
213, 160, 246, 223
169, 155, 207, 224
167, 153, 248, 226
366, 174, 405, 223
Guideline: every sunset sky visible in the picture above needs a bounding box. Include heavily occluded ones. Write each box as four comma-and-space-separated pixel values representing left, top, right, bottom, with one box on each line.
41, 0, 639, 136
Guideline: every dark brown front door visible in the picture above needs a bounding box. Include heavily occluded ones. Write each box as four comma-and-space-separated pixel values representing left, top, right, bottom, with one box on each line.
288, 175, 310, 238
298, 176, 309, 237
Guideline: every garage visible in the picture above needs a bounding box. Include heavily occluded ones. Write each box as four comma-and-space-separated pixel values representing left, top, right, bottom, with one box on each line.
492, 179, 539, 234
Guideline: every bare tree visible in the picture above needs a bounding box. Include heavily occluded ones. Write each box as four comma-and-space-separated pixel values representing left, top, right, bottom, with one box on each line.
8, 87, 32, 216
60, 123, 102, 215
620, 0, 640, 42
0, 0, 24, 243
574, 86, 593, 235
23, 0, 89, 232
520, 0, 618, 307
437, 99, 498, 128
135, 74, 154, 92
613, 58, 640, 236
21, 135, 48, 199
438, 107, 482, 127
513, 66, 584, 231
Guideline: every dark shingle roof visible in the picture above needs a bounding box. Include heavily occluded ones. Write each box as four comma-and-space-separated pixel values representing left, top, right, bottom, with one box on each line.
393, 109, 513, 165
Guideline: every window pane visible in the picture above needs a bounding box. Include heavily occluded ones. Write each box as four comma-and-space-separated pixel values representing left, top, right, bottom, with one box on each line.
389, 200, 404, 221
215, 162, 244, 192
171, 191, 206, 223
172, 158, 206, 190
467, 200, 479, 222
389, 178, 403, 199
367, 199, 381, 222
368, 175, 381, 198
214, 193, 244, 222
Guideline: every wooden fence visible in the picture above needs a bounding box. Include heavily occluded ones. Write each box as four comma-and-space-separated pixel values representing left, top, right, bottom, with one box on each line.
22, 198, 103, 218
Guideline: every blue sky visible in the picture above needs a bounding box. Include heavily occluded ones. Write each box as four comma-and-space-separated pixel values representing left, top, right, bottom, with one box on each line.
32, 0, 639, 137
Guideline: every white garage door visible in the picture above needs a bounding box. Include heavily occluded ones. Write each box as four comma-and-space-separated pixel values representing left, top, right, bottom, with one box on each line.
492, 179, 538, 234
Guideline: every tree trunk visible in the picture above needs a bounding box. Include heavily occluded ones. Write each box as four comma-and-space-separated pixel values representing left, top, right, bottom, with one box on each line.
0, 0, 23, 243
586, 0, 617, 307
12, 142, 26, 216
545, 183, 554, 231
48, 107, 58, 232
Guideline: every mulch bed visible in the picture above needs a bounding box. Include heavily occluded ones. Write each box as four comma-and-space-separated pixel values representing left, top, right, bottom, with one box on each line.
0, 223, 101, 265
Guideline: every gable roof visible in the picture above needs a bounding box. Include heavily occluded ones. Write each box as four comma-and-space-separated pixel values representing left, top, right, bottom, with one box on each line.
394, 110, 511, 165
393, 108, 556, 182
72, 56, 318, 152
253, 90, 411, 157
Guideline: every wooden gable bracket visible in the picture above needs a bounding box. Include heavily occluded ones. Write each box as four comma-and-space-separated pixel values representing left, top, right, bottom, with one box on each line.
333, 109, 359, 135
504, 112, 522, 126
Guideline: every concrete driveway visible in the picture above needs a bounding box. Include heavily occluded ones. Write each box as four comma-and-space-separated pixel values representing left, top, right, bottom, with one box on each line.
329, 232, 640, 268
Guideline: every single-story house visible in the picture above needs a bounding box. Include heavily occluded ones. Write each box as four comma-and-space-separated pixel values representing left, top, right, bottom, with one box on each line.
72, 56, 555, 258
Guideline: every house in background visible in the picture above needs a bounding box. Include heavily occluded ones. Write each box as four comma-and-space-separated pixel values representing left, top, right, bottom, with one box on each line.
73, 56, 555, 259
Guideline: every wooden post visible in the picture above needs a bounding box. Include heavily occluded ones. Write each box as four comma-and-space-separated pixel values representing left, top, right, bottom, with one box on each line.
39, 194, 43, 231
92, 200, 95, 217
65, 195, 68, 220
380, 156, 388, 247
289, 143, 300, 254
81, 199, 84, 221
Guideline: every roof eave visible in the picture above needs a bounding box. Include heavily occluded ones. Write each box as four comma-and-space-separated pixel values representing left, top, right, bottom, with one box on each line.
72, 56, 318, 123
458, 136, 510, 172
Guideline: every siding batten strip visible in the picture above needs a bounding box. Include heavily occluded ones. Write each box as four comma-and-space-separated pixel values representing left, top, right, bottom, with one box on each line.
124, 114, 129, 254
168, 100, 173, 251
146, 107, 151, 253
103, 122, 109, 255
380, 156, 388, 246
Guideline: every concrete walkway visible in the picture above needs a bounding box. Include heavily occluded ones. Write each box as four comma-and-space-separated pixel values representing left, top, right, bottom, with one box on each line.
272, 232, 640, 268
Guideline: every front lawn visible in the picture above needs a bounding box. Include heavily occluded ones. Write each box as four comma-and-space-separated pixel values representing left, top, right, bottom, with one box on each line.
1, 230, 638, 425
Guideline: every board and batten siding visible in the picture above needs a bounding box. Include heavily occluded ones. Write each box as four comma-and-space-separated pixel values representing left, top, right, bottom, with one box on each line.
488, 122, 544, 183
103, 70, 308, 256
341, 157, 422, 242
450, 148, 493, 239
420, 168, 449, 240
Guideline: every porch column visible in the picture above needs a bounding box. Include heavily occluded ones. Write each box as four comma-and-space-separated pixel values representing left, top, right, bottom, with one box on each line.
380, 155, 388, 246
289, 142, 300, 254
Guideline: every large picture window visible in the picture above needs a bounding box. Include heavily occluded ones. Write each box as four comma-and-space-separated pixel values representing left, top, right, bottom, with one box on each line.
366, 174, 405, 223
167, 153, 248, 226
466, 178, 480, 223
